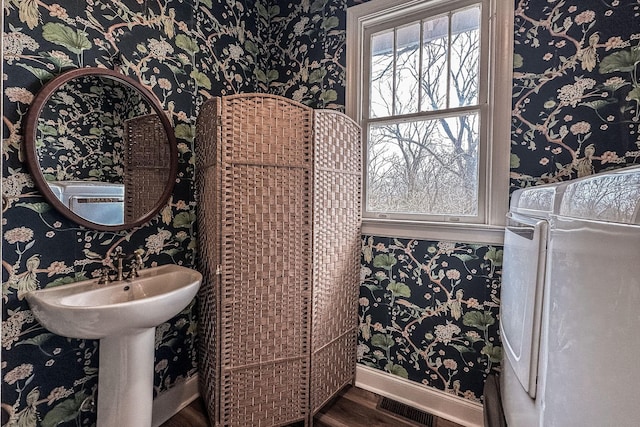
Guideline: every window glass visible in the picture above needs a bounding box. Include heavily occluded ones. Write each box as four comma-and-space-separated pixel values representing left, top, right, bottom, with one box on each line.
365, 2, 483, 219
450, 6, 480, 108
421, 15, 449, 111
395, 23, 421, 115
367, 112, 479, 216
370, 30, 394, 118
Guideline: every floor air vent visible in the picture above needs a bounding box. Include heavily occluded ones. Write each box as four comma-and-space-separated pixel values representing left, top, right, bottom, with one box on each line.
377, 397, 435, 426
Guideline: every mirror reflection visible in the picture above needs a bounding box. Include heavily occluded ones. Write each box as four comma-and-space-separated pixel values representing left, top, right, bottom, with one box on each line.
33, 73, 172, 227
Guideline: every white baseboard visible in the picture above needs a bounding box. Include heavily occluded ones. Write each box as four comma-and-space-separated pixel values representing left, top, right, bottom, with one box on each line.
355, 365, 484, 427
151, 374, 200, 427
149, 368, 483, 426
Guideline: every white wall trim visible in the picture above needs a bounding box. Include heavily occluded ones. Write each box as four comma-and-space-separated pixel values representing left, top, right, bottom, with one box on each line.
150, 368, 484, 426
362, 219, 505, 245
355, 365, 484, 427
151, 374, 200, 427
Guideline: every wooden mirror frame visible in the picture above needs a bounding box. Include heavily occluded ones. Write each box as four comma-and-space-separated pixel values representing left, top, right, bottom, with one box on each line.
24, 67, 178, 232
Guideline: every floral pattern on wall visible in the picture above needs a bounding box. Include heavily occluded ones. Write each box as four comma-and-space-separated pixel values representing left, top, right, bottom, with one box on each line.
36, 75, 150, 183
511, 0, 640, 190
1, 0, 508, 425
261, 0, 351, 109
358, 236, 502, 403
194, 0, 260, 98
1, 0, 247, 425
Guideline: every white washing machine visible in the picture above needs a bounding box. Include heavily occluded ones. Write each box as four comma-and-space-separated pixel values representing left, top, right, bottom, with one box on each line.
500, 165, 640, 427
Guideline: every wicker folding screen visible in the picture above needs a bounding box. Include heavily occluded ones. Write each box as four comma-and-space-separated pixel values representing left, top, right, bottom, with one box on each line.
196, 94, 361, 427
123, 113, 171, 221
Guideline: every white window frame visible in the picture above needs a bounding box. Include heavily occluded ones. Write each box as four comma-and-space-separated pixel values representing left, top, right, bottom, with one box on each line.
347, 0, 513, 244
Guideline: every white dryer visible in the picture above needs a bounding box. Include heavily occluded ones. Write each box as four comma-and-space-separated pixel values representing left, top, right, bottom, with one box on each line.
500, 165, 640, 427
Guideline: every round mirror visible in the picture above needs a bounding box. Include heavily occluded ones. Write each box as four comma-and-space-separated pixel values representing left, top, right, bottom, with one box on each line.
24, 68, 177, 231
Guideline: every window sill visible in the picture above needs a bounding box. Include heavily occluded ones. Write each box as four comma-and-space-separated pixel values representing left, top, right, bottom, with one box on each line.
361, 218, 505, 245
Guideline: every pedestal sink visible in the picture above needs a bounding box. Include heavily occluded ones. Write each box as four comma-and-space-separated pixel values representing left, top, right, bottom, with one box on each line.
25, 264, 202, 427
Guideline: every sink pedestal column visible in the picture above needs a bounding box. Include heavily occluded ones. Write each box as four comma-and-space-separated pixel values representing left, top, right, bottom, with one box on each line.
97, 328, 156, 427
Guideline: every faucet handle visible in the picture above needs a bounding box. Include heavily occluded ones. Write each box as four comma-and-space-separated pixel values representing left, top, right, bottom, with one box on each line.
132, 249, 145, 268
98, 267, 113, 284
128, 260, 140, 279
125, 249, 145, 279
113, 247, 125, 259
133, 248, 144, 262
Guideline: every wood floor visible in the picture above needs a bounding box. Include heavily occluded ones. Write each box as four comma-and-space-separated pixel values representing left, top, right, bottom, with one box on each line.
159, 386, 465, 427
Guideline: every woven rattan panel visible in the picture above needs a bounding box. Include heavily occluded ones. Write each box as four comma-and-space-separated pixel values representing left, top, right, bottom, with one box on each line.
195, 99, 221, 422
310, 331, 358, 413
221, 165, 310, 366
221, 358, 309, 426
222, 95, 311, 427
310, 110, 361, 414
123, 113, 171, 221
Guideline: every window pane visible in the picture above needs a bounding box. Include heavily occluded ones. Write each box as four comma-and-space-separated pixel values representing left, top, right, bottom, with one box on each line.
395, 23, 421, 115
421, 15, 449, 111
370, 30, 394, 118
450, 6, 480, 108
367, 113, 479, 216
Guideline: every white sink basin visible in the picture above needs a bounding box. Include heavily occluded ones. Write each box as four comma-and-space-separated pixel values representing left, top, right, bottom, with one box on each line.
26, 264, 202, 339
25, 264, 202, 427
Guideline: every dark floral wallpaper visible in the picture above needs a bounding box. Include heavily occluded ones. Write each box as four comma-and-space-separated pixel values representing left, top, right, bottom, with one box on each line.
3, 1, 220, 426
2, 0, 357, 422
263, 0, 351, 109
359, 236, 502, 403
5, 0, 640, 424
511, 0, 640, 190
